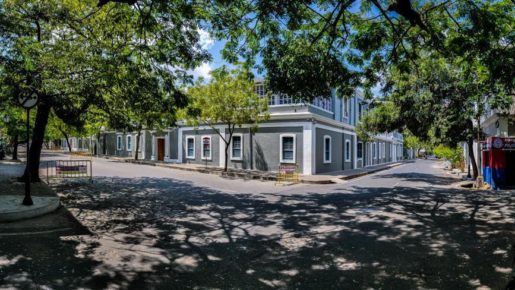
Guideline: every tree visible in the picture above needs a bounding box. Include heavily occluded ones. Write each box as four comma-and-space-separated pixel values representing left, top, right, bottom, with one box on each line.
0, 105, 26, 160
179, 67, 269, 171
0, 0, 209, 181
208, 0, 513, 100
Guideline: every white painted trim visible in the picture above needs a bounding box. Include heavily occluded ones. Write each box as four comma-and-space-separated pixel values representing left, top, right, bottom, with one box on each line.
345, 139, 351, 162
302, 122, 314, 175
353, 136, 358, 169
116, 135, 123, 151
165, 130, 170, 160
230, 134, 243, 161
178, 127, 183, 162
357, 141, 363, 160
151, 135, 156, 160
218, 128, 226, 167
323, 135, 332, 164
185, 136, 195, 159
314, 123, 356, 136
280, 134, 296, 164
126, 135, 132, 151
201, 135, 212, 160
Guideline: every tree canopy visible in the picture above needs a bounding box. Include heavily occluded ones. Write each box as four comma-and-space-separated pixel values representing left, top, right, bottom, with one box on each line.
179, 67, 269, 171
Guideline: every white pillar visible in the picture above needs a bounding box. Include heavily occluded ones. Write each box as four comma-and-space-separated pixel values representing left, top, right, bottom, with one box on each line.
353, 135, 358, 169
219, 127, 226, 168
303, 122, 314, 175
140, 131, 146, 160
164, 130, 170, 162
151, 134, 156, 161
178, 127, 183, 163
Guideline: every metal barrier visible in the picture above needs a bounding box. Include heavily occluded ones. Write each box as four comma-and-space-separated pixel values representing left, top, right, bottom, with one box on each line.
275, 165, 300, 185
44, 159, 93, 183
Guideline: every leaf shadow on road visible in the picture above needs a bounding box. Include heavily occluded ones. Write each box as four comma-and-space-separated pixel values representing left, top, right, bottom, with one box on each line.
0, 175, 513, 289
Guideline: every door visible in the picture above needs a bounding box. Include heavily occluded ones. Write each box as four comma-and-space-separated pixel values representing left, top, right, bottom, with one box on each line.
157, 139, 165, 161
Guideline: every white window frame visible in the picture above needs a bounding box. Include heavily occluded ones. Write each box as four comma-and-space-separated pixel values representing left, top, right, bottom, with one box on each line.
345, 139, 351, 162
185, 136, 195, 159
357, 142, 363, 160
280, 134, 296, 164
126, 135, 132, 151
323, 135, 332, 164
230, 134, 243, 161
201, 135, 212, 160
116, 135, 123, 151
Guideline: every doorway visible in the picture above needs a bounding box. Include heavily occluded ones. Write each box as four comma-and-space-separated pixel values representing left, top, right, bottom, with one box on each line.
157, 138, 165, 161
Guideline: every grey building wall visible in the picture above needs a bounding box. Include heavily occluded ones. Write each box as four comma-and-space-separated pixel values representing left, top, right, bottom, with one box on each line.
225, 128, 252, 170
182, 129, 221, 166
169, 128, 179, 160
252, 126, 303, 172
143, 131, 152, 160
314, 128, 355, 173
315, 128, 343, 173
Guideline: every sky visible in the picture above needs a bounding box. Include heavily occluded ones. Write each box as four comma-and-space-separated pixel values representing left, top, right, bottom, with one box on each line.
190, 30, 227, 81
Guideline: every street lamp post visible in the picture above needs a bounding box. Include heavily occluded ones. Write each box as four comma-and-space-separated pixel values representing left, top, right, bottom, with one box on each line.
18, 93, 39, 206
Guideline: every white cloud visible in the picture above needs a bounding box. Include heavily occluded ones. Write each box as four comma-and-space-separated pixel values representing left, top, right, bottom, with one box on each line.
197, 29, 214, 50
191, 62, 212, 80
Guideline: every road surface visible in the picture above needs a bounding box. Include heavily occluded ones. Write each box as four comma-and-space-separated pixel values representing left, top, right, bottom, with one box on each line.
0, 153, 513, 289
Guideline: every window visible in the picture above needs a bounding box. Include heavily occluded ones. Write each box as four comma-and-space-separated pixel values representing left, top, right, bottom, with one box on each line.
186, 136, 195, 159
117, 135, 122, 151
357, 142, 363, 159
201, 136, 211, 160
323, 136, 331, 163
231, 134, 243, 160
345, 140, 351, 162
373, 142, 376, 159
280, 134, 296, 163
126, 135, 132, 151
343, 98, 350, 118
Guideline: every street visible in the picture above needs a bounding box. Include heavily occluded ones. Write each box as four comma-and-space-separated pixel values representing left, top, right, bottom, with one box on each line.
0, 154, 514, 289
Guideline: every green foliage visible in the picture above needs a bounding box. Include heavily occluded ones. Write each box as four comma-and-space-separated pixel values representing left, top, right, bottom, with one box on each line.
433, 144, 463, 169
0, 0, 211, 176
179, 66, 269, 171
209, 0, 514, 101
180, 66, 269, 132
356, 100, 400, 141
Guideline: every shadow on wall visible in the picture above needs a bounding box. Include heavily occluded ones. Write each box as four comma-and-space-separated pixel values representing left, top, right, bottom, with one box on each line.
0, 174, 513, 289
254, 142, 268, 171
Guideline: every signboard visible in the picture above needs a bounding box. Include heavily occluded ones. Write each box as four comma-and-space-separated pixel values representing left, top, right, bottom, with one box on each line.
483, 137, 515, 151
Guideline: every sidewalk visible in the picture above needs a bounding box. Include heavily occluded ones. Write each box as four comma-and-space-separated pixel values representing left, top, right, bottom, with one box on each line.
0, 161, 60, 222
118, 157, 409, 184
300, 161, 409, 184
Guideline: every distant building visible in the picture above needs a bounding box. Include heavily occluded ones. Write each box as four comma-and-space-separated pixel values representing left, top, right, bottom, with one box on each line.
83, 81, 405, 175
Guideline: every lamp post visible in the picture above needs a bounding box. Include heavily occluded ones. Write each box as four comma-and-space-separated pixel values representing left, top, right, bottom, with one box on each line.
18, 93, 39, 206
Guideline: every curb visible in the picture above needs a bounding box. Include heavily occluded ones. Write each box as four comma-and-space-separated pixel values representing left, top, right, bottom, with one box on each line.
0, 195, 61, 222
122, 158, 407, 185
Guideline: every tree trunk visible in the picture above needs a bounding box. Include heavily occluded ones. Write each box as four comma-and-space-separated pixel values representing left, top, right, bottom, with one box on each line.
12, 134, 18, 160
467, 137, 478, 179
135, 129, 141, 160
21, 101, 51, 182
224, 143, 229, 172
61, 130, 72, 153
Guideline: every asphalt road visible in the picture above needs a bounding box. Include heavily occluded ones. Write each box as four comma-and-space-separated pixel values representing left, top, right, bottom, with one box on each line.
0, 153, 513, 289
